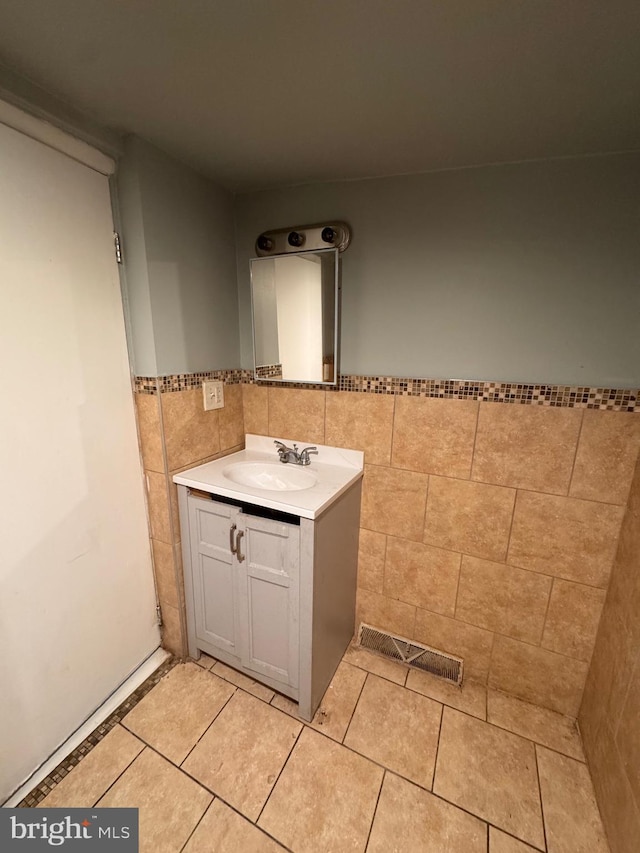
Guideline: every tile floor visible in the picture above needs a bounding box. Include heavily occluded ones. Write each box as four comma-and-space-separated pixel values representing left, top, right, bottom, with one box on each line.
37, 646, 610, 853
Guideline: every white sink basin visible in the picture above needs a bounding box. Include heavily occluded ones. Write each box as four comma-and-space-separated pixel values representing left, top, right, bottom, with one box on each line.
223, 461, 317, 492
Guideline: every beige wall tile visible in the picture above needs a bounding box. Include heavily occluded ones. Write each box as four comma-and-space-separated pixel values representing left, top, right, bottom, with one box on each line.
344, 674, 442, 789
123, 663, 235, 765
325, 390, 394, 465
146, 470, 171, 543
97, 748, 212, 853
135, 392, 165, 473
368, 769, 487, 853
424, 476, 515, 561
434, 708, 545, 849
268, 387, 325, 444
570, 410, 640, 505
487, 690, 584, 761
360, 463, 428, 541
489, 635, 588, 716
356, 528, 386, 593
536, 746, 609, 853
242, 383, 269, 435
384, 536, 460, 616
586, 720, 640, 853
219, 383, 244, 450
161, 388, 221, 470
579, 603, 637, 744
456, 556, 551, 644
542, 579, 606, 661
472, 403, 582, 494
392, 396, 478, 478
356, 588, 416, 638
151, 538, 179, 609
38, 725, 144, 808
414, 609, 494, 683
508, 491, 624, 587
160, 601, 186, 657
615, 652, 640, 808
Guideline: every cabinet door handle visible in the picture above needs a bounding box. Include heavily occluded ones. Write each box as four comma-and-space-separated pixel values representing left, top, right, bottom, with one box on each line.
235, 529, 245, 563
229, 523, 237, 555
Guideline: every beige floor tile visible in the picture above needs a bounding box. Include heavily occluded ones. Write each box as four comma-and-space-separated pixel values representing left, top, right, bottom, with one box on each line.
344, 674, 442, 788
434, 708, 545, 849
97, 748, 212, 853
258, 727, 383, 853
193, 653, 216, 670
38, 725, 144, 808
536, 745, 610, 853
182, 691, 302, 821
368, 772, 487, 853
183, 798, 285, 852
211, 660, 275, 702
490, 827, 539, 852
488, 690, 585, 760
406, 669, 487, 719
309, 661, 366, 741
269, 692, 300, 717
122, 662, 235, 764
342, 644, 408, 685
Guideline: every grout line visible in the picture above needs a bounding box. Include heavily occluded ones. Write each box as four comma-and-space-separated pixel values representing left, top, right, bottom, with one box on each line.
363, 769, 386, 851
91, 745, 150, 809
431, 701, 446, 793
533, 744, 550, 853
255, 724, 305, 825
388, 394, 397, 464
468, 399, 482, 482
567, 409, 585, 496
175, 684, 238, 769
539, 576, 555, 648
342, 670, 369, 745
176, 797, 213, 853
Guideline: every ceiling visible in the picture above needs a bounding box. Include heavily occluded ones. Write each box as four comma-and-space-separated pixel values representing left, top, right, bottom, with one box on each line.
0, 0, 639, 192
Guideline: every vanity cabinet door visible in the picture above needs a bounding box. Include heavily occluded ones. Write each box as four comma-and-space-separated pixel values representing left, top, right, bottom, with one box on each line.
236, 513, 300, 689
188, 498, 241, 658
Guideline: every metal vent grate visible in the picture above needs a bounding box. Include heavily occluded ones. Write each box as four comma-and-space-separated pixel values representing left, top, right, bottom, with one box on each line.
357, 623, 463, 685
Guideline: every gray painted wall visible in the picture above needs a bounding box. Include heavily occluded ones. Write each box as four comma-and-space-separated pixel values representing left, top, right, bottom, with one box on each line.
117, 136, 239, 376
235, 154, 640, 387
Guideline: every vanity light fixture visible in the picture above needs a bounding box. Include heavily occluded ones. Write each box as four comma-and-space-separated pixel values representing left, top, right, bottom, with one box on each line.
255, 221, 351, 256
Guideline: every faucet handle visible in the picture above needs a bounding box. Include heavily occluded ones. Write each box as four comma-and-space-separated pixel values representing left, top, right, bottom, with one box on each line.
299, 446, 318, 465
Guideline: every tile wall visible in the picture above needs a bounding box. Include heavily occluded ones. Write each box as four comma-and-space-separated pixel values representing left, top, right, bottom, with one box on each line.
243, 382, 640, 716
579, 452, 640, 853
135, 377, 245, 655
134, 375, 640, 716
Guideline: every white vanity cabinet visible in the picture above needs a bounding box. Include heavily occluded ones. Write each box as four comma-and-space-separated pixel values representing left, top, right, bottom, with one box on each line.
175, 436, 363, 721
186, 495, 300, 692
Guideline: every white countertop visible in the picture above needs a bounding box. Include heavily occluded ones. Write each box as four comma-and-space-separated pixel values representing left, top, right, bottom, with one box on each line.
172, 434, 364, 519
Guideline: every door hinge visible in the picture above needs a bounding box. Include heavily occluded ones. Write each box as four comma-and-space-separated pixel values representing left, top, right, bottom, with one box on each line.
156, 603, 163, 626
114, 231, 123, 264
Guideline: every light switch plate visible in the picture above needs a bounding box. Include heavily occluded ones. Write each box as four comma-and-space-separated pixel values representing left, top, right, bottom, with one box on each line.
203, 379, 224, 411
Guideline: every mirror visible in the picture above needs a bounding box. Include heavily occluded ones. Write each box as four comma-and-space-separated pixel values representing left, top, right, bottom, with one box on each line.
250, 248, 339, 385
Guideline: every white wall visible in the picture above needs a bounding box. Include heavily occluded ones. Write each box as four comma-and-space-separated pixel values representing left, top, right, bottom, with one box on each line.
235, 153, 640, 387
0, 122, 159, 802
275, 255, 323, 382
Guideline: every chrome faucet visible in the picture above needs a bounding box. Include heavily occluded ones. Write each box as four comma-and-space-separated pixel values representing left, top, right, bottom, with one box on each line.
274, 440, 318, 466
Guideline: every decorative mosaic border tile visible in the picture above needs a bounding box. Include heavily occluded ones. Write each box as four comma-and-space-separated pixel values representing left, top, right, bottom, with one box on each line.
18, 656, 177, 808
134, 369, 249, 394
255, 363, 283, 380
134, 371, 640, 411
